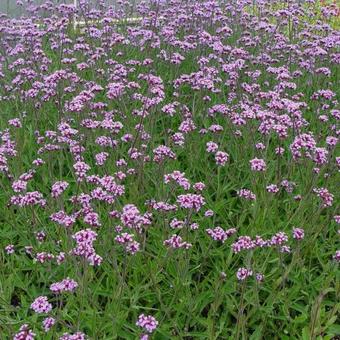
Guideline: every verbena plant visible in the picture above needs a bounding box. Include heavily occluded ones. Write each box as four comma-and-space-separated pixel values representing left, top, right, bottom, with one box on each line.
0, 0, 339, 339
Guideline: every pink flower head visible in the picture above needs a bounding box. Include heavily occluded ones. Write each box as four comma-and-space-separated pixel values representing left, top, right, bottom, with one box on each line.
266, 184, 279, 193
9, 118, 22, 128
207, 227, 236, 243
313, 187, 334, 207
13, 324, 36, 340
5, 244, 14, 254
215, 151, 229, 166
163, 234, 192, 249
237, 189, 256, 200
140, 335, 149, 340
153, 145, 176, 163
280, 245, 291, 253
256, 273, 264, 282
51, 181, 69, 198
83, 211, 101, 228
73, 161, 90, 181
193, 182, 206, 191
177, 194, 205, 211
292, 227, 304, 240
164, 171, 190, 190
136, 314, 158, 333
50, 278, 78, 294
271, 232, 288, 246
12, 180, 27, 193
333, 250, 340, 262
59, 332, 86, 340
115, 233, 140, 254
206, 141, 218, 153
42, 317, 55, 332
204, 209, 214, 217
250, 158, 266, 172
232, 236, 256, 253
30, 296, 52, 314
95, 152, 109, 166
236, 268, 253, 281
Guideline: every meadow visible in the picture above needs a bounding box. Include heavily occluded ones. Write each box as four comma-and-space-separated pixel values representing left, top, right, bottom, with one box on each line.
0, 0, 339, 339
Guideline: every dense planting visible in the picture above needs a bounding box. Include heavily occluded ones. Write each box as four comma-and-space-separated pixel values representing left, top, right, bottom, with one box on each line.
0, 1, 339, 339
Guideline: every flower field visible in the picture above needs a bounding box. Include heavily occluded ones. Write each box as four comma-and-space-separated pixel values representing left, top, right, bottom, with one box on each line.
0, 0, 339, 339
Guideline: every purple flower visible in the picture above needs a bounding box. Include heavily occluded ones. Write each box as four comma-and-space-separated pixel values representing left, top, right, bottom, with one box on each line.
177, 194, 205, 211
292, 227, 304, 240
313, 187, 334, 207
271, 232, 288, 246
51, 181, 69, 198
5, 244, 14, 254
232, 236, 256, 253
163, 234, 192, 249
136, 314, 158, 333
236, 268, 253, 281
50, 278, 78, 294
206, 141, 219, 153
266, 184, 279, 193
73, 161, 91, 181
333, 250, 340, 262
250, 158, 266, 172
164, 171, 190, 190
153, 145, 176, 163
256, 273, 264, 282
42, 317, 55, 332
30, 296, 52, 314
215, 151, 229, 166
207, 227, 236, 243
13, 324, 36, 340
59, 332, 86, 340
237, 189, 256, 201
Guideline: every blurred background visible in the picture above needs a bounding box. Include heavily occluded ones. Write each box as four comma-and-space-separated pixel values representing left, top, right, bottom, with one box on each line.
1, 1, 72, 17
0, 0, 143, 18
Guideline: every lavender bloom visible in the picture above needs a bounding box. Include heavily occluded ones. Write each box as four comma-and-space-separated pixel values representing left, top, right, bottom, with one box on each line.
236, 268, 253, 281
136, 314, 158, 333
30, 296, 52, 314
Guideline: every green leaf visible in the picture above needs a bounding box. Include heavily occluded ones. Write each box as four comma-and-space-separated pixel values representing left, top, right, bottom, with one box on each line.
302, 327, 311, 340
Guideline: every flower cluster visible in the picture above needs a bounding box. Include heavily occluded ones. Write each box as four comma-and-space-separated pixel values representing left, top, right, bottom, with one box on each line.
50, 278, 78, 294
115, 232, 140, 255
250, 158, 267, 172
51, 181, 69, 198
164, 171, 190, 190
13, 324, 36, 340
163, 234, 192, 249
236, 268, 253, 281
71, 229, 102, 266
30, 296, 52, 314
206, 227, 237, 243
177, 194, 205, 211
136, 314, 158, 334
